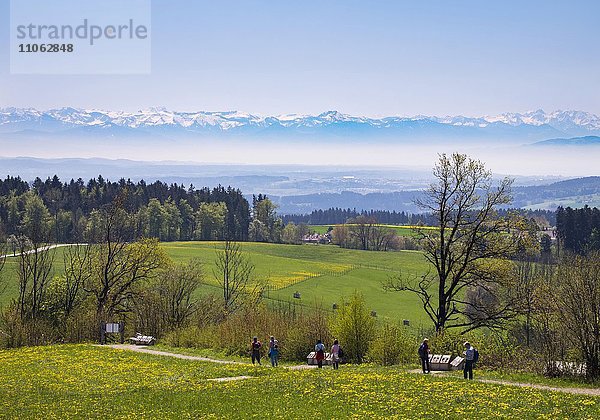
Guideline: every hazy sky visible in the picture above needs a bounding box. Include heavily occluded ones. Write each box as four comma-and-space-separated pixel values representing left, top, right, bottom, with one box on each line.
1, 0, 599, 117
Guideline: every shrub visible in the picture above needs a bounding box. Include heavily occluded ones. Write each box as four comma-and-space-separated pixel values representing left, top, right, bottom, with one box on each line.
161, 324, 218, 349
368, 322, 418, 366
160, 302, 332, 362
330, 292, 376, 363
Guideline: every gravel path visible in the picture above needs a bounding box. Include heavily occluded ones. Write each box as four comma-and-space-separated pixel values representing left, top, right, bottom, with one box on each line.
208, 376, 253, 382
478, 378, 600, 397
1, 243, 85, 258
407, 369, 600, 397
106, 344, 242, 364
105, 344, 317, 371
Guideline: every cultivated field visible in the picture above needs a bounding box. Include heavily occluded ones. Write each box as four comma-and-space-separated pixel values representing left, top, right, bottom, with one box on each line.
1, 345, 598, 419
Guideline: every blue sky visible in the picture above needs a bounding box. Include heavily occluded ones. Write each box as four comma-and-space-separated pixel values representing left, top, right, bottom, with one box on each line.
1, 0, 599, 116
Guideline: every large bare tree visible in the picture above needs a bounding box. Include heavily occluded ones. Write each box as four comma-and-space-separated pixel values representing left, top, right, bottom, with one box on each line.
84, 201, 167, 322
16, 235, 55, 322
387, 153, 522, 332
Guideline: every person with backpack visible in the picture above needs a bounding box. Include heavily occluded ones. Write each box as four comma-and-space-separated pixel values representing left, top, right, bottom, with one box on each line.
331, 339, 342, 370
250, 336, 262, 365
315, 339, 326, 368
268, 336, 279, 367
418, 338, 431, 374
463, 341, 478, 380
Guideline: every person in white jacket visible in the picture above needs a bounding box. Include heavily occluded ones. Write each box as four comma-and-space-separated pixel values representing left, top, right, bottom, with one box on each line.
331, 339, 341, 370
463, 341, 476, 380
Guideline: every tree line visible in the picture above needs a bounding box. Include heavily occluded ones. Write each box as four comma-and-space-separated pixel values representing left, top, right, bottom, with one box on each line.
282, 208, 438, 226
282, 206, 555, 228
0, 175, 251, 243
556, 205, 600, 254
1, 174, 559, 250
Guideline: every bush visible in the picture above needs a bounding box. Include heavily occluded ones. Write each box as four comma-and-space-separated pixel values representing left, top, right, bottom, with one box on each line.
161, 302, 332, 362
161, 324, 218, 349
0, 303, 60, 348
475, 331, 528, 371
428, 329, 532, 371
330, 292, 376, 363
429, 329, 465, 358
368, 322, 418, 366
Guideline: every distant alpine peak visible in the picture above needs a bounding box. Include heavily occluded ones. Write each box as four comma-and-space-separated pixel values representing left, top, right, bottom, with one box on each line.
1, 107, 599, 134
483, 109, 599, 126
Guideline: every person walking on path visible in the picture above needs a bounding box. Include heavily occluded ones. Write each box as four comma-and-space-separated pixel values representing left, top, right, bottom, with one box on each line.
251, 336, 262, 365
268, 336, 279, 367
331, 339, 341, 370
418, 338, 431, 374
463, 341, 477, 380
315, 339, 326, 368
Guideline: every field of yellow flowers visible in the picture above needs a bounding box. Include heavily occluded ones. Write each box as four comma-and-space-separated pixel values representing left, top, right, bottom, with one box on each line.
1, 345, 599, 418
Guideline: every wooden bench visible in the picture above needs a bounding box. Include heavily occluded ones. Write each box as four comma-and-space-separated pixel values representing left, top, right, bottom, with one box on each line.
129, 333, 156, 345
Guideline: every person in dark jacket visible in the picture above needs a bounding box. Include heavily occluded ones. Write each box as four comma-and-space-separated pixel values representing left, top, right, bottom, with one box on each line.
315, 339, 326, 368
418, 338, 431, 374
251, 336, 262, 365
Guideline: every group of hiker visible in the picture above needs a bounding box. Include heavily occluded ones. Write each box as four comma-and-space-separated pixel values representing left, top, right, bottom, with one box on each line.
250, 336, 280, 367
250, 335, 478, 378
315, 338, 342, 369
250, 336, 343, 369
418, 338, 479, 379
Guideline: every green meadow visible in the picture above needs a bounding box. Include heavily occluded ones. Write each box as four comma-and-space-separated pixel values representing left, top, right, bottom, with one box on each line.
162, 242, 431, 324
1, 242, 431, 324
0, 344, 598, 419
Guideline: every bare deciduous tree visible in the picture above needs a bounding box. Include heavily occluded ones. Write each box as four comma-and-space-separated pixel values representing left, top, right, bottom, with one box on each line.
16, 235, 55, 321
214, 240, 261, 314
0, 242, 7, 297
335, 216, 400, 251
62, 244, 93, 316
386, 153, 522, 332
84, 201, 167, 322
348, 215, 376, 250
159, 259, 203, 330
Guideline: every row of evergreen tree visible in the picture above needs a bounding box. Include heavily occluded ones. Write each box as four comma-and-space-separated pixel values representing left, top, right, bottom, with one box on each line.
282, 207, 556, 227
282, 208, 438, 226
556, 205, 600, 254
0, 175, 250, 242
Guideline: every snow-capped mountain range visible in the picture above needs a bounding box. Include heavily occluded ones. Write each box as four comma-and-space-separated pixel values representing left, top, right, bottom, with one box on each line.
1, 107, 600, 140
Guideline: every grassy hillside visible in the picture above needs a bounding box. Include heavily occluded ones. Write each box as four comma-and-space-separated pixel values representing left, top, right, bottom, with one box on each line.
0, 345, 598, 419
163, 242, 430, 324
0, 242, 431, 324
